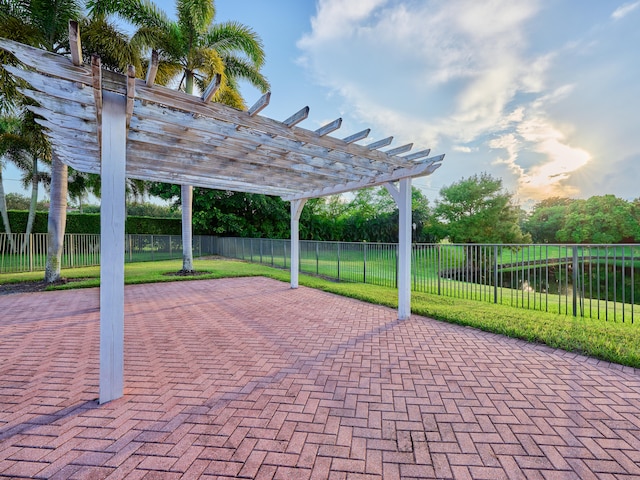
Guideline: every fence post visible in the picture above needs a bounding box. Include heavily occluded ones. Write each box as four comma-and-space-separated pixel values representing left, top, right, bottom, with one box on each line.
494, 245, 498, 304
151, 234, 154, 261
395, 245, 398, 289
70, 234, 75, 268
437, 244, 441, 295
29, 234, 34, 272
363, 242, 367, 284
337, 243, 341, 281
572, 245, 578, 317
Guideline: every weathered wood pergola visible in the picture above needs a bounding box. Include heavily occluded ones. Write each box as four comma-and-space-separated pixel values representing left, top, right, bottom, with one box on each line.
1, 30, 444, 403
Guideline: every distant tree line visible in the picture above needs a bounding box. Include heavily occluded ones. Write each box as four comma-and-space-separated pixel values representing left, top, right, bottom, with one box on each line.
3, 192, 180, 218
152, 174, 640, 245
5, 175, 639, 245
523, 195, 640, 244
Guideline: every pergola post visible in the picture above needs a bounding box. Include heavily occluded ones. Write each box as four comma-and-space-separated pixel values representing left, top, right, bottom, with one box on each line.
385, 178, 412, 320
99, 91, 127, 403
290, 199, 307, 288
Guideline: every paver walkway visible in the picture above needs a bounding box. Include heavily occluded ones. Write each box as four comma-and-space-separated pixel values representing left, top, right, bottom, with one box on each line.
1, 277, 639, 479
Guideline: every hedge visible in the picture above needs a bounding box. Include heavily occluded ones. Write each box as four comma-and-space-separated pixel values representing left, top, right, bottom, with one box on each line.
1, 211, 182, 235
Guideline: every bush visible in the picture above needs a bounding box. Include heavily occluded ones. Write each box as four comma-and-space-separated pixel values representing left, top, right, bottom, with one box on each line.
1, 211, 181, 234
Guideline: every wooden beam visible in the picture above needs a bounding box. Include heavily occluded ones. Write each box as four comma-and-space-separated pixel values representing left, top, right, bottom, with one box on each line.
394, 179, 412, 319
248, 92, 270, 116
145, 50, 158, 87
403, 148, 430, 161
201, 73, 221, 103
386, 143, 413, 156
126, 65, 135, 129
130, 100, 388, 176
290, 199, 307, 289
92, 55, 102, 147
315, 118, 342, 137
68, 20, 82, 66
342, 128, 370, 144
367, 136, 393, 150
283, 106, 309, 127
99, 90, 127, 404
284, 154, 445, 201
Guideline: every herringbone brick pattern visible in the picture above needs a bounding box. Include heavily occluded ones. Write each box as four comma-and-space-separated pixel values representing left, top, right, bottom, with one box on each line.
1, 277, 639, 479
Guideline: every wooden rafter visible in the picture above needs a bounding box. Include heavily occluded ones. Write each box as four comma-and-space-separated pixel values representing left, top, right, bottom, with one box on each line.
0, 37, 445, 202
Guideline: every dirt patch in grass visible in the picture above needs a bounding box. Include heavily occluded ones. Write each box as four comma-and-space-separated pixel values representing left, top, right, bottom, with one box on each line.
0, 278, 87, 295
163, 270, 212, 277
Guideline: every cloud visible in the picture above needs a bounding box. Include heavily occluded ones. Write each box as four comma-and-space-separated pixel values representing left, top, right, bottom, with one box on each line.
297, 0, 598, 202
611, 1, 640, 20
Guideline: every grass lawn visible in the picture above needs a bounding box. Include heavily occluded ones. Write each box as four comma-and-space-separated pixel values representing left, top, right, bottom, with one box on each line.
1, 258, 639, 369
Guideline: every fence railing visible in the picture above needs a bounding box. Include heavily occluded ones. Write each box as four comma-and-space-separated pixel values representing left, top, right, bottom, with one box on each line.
0, 233, 217, 274
215, 237, 640, 322
3, 233, 638, 322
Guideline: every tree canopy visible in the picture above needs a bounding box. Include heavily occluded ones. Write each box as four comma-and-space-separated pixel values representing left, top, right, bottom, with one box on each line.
433, 173, 530, 244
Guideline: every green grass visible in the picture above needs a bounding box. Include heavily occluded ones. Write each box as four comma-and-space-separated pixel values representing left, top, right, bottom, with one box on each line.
1, 258, 639, 369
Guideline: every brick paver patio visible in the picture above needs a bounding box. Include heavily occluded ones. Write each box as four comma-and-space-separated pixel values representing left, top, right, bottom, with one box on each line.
1, 277, 639, 479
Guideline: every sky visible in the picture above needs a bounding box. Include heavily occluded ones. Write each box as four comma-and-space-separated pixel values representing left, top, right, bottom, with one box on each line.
5, 0, 640, 208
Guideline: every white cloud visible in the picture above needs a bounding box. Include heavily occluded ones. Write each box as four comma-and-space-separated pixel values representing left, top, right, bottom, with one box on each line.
612, 1, 640, 20
297, 0, 599, 201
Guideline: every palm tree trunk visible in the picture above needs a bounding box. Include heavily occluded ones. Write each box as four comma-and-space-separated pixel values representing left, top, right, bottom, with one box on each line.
181, 71, 195, 272
22, 157, 38, 254
0, 166, 16, 253
45, 153, 68, 283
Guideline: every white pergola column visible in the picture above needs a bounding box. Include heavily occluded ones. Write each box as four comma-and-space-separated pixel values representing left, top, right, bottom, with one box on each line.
99, 91, 127, 403
385, 178, 412, 320
290, 199, 307, 288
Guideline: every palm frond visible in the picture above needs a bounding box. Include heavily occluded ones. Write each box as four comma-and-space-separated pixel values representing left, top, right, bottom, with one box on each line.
193, 47, 224, 77
215, 86, 246, 110
177, 0, 214, 38
206, 21, 265, 68
29, 0, 82, 52
222, 55, 270, 93
88, 0, 172, 32
0, 15, 44, 46
152, 60, 183, 87
81, 16, 143, 74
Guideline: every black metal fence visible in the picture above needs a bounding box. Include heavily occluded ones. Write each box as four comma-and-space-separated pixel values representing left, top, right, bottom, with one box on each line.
3, 233, 638, 322
215, 238, 639, 322
0, 233, 217, 273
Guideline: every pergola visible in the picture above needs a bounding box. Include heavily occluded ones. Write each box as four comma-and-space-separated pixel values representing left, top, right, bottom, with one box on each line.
1, 29, 445, 403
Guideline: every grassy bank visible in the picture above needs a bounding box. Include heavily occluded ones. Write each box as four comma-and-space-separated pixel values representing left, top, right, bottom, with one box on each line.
1, 258, 639, 369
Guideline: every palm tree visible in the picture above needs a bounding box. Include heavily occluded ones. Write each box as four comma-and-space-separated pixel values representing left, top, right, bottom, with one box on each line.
89, 0, 269, 271
0, 116, 21, 251
1, 0, 143, 281
0, 111, 51, 252
1, 0, 81, 281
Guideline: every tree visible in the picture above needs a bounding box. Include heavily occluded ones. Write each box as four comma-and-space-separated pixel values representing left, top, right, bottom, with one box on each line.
1, 0, 81, 281
556, 195, 640, 244
0, 117, 21, 251
0, 111, 51, 249
434, 173, 530, 244
523, 197, 574, 243
1, 0, 146, 281
150, 183, 289, 237
90, 0, 269, 272
434, 173, 530, 277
